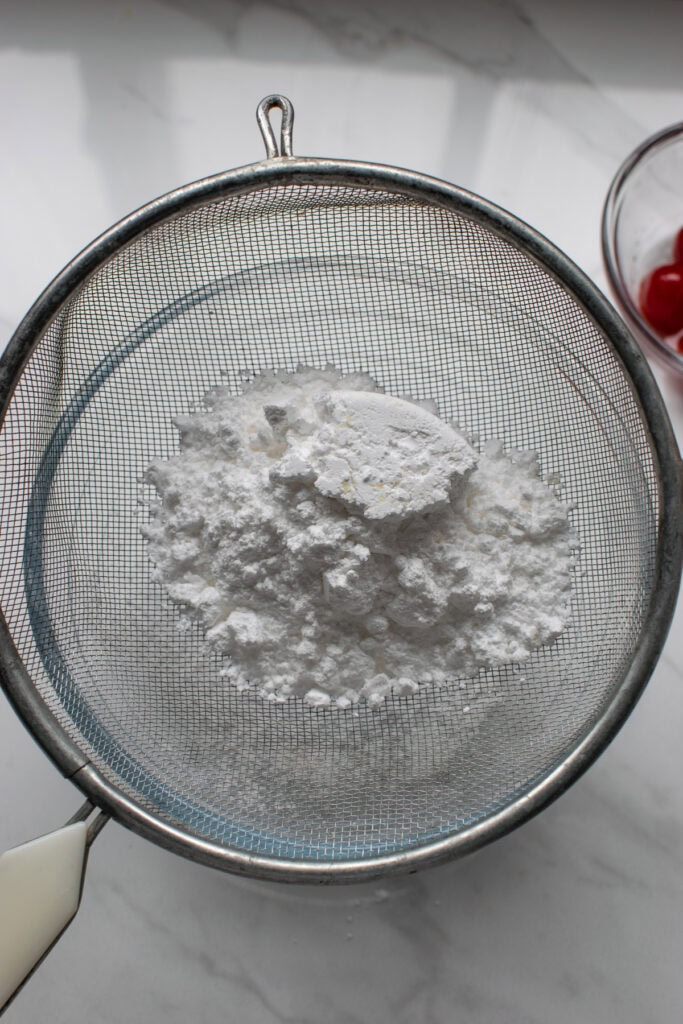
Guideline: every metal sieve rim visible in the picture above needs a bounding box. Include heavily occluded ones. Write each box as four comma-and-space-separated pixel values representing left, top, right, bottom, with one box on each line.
1, 154, 681, 882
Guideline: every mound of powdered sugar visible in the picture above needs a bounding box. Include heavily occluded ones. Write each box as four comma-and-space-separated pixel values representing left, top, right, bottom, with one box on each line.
142, 367, 575, 706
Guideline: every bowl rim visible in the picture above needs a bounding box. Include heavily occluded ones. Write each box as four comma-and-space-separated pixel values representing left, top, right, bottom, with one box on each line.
601, 121, 683, 372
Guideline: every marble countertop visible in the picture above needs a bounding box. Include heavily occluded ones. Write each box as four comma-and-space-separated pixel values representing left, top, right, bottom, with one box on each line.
1, 2, 682, 1021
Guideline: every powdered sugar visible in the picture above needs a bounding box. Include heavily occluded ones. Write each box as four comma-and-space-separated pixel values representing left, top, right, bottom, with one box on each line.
142, 367, 575, 706
271, 388, 478, 519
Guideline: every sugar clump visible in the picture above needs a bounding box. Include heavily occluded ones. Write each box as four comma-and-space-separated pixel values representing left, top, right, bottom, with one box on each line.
142, 367, 575, 706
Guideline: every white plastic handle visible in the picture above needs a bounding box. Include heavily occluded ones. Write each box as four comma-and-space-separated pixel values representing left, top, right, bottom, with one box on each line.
0, 822, 88, 1013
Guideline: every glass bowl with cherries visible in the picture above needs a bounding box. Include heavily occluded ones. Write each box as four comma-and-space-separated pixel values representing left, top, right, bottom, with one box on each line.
602, 122, 683, 373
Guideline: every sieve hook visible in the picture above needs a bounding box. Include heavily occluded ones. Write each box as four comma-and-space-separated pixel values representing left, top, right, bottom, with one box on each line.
257, 94, 294, 159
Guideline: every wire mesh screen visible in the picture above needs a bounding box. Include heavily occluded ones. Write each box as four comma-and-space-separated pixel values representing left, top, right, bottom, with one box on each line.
0, 182, 661, 863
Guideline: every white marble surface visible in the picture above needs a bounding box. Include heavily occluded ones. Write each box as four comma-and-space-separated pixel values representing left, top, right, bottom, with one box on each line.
1, 1, 683, 1021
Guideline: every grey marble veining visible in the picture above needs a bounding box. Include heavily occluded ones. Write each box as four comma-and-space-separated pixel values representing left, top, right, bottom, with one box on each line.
1, 1, 682, 1021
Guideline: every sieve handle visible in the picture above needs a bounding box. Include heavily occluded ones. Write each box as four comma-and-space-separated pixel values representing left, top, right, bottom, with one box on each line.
0, 802, 107, 1015
256, 94, 294, 158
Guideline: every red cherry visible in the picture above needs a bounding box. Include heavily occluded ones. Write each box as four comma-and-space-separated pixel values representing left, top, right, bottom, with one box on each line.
675, 227, 683, 264
676, 332, 683, 355
639, 262, 683, 336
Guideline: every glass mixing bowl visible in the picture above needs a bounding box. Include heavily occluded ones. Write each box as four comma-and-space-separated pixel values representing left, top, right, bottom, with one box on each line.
602, 122, 683, 375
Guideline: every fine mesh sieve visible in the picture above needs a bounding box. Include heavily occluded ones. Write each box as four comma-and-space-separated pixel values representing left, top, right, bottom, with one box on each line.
0, 95, 681, 901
